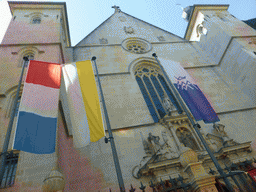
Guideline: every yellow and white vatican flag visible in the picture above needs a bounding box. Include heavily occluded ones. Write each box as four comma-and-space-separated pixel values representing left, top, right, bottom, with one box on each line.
61, 60, 105, 148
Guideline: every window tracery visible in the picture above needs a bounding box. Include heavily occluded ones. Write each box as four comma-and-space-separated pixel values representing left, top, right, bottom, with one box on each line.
121, 38, 152, 54
134, 64, 182, 122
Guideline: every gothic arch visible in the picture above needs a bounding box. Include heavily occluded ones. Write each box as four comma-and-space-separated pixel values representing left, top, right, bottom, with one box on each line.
29, 12, 44, 24
4, 85, 23, 119
17, 46, 38, 67
128, 57, 158, 78
130, 57, 182, 122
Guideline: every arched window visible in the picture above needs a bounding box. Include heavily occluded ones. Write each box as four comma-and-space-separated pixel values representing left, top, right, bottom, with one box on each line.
32, 17, 41, 24
18, 52, 34, 68
5, 89, 22, 119
135, 64, 182, 122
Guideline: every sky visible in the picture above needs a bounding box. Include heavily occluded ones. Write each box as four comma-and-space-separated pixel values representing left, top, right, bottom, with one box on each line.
0, 0, 255, 46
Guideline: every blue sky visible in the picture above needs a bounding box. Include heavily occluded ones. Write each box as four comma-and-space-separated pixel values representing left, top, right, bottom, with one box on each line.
0, 0, 255, 46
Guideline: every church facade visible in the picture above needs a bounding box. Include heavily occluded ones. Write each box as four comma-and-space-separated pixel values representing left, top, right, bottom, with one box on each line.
0, 1, 256, 192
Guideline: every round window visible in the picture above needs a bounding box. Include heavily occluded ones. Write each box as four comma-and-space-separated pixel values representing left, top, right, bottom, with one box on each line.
121, 38, 152, 54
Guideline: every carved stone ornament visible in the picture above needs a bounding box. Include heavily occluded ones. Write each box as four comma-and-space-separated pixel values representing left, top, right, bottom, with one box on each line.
99, 38, 108, 44
196, 21, 207, 37
210, 123, 239, 148
124, 26, 134, 34
132, 131, 178, 179
157, 36, 165, 41
162, 95, 176, 116
118, 16, 126, 22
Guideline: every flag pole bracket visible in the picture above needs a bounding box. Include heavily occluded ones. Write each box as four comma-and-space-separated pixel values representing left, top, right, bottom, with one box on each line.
104, 136, 113, 144
193, 123, 201, 129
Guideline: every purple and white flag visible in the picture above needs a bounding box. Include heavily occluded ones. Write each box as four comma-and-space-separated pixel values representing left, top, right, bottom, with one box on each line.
159, 58, 220, 123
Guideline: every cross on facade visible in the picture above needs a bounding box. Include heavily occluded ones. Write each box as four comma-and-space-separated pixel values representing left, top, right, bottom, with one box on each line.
112, 5, 121, 13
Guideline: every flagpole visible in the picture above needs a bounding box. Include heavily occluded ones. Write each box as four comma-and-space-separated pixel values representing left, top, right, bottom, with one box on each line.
152, 53, 235, 192
0, 57, 29, 185
91, 57, 125, 192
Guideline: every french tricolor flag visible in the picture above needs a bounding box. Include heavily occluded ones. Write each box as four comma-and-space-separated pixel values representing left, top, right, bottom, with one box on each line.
13, 60, 61, 154
159, 58, 220, 124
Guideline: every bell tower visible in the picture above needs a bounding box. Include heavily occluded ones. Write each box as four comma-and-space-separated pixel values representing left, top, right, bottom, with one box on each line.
0, 1, 71, 190
183, 4, 256, 108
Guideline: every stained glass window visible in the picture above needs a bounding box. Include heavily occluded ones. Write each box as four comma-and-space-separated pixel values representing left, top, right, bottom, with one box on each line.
135, 65, 182, 122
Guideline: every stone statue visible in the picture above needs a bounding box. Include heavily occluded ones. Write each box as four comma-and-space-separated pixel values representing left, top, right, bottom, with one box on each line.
213, 123, 239, 147
161, 130, 179, 159
162, 95, 176, 116
133, 131, 178, 179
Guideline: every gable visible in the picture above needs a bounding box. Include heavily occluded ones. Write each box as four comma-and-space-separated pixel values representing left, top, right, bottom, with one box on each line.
75, 11, 185, 46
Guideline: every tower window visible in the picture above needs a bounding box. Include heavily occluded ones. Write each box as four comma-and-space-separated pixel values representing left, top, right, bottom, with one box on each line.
32, 17, 41, 24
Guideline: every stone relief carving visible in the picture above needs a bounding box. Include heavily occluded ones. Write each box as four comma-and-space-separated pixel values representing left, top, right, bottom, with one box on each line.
118, 16, 126, 22
204, 123, 239, 152
99, 38, 108, 44
124, 26, 134, 34
213, 123, 239, 147
176, 127, 199, 151
132, 132, 178, 179
157, 36, 165, 41
196, 21, 207, 37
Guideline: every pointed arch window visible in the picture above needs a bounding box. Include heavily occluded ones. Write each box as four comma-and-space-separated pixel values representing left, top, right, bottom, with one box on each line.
135, 65, 182, 122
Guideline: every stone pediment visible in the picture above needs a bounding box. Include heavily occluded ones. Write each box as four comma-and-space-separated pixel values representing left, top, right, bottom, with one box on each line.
75, 11, 185, 46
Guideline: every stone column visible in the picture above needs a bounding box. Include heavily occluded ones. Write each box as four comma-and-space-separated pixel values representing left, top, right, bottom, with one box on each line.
168, 123, 183, 153
180, 148, 218, 192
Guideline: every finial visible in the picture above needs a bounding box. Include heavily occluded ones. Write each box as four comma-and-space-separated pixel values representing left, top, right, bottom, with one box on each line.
112, 5, 121, 13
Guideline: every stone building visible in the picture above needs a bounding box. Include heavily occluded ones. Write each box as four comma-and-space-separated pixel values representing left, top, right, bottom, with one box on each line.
0, 1, 256, 192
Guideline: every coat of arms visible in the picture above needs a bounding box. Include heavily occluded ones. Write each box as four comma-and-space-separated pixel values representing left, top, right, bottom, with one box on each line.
124, 26, 134, 34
